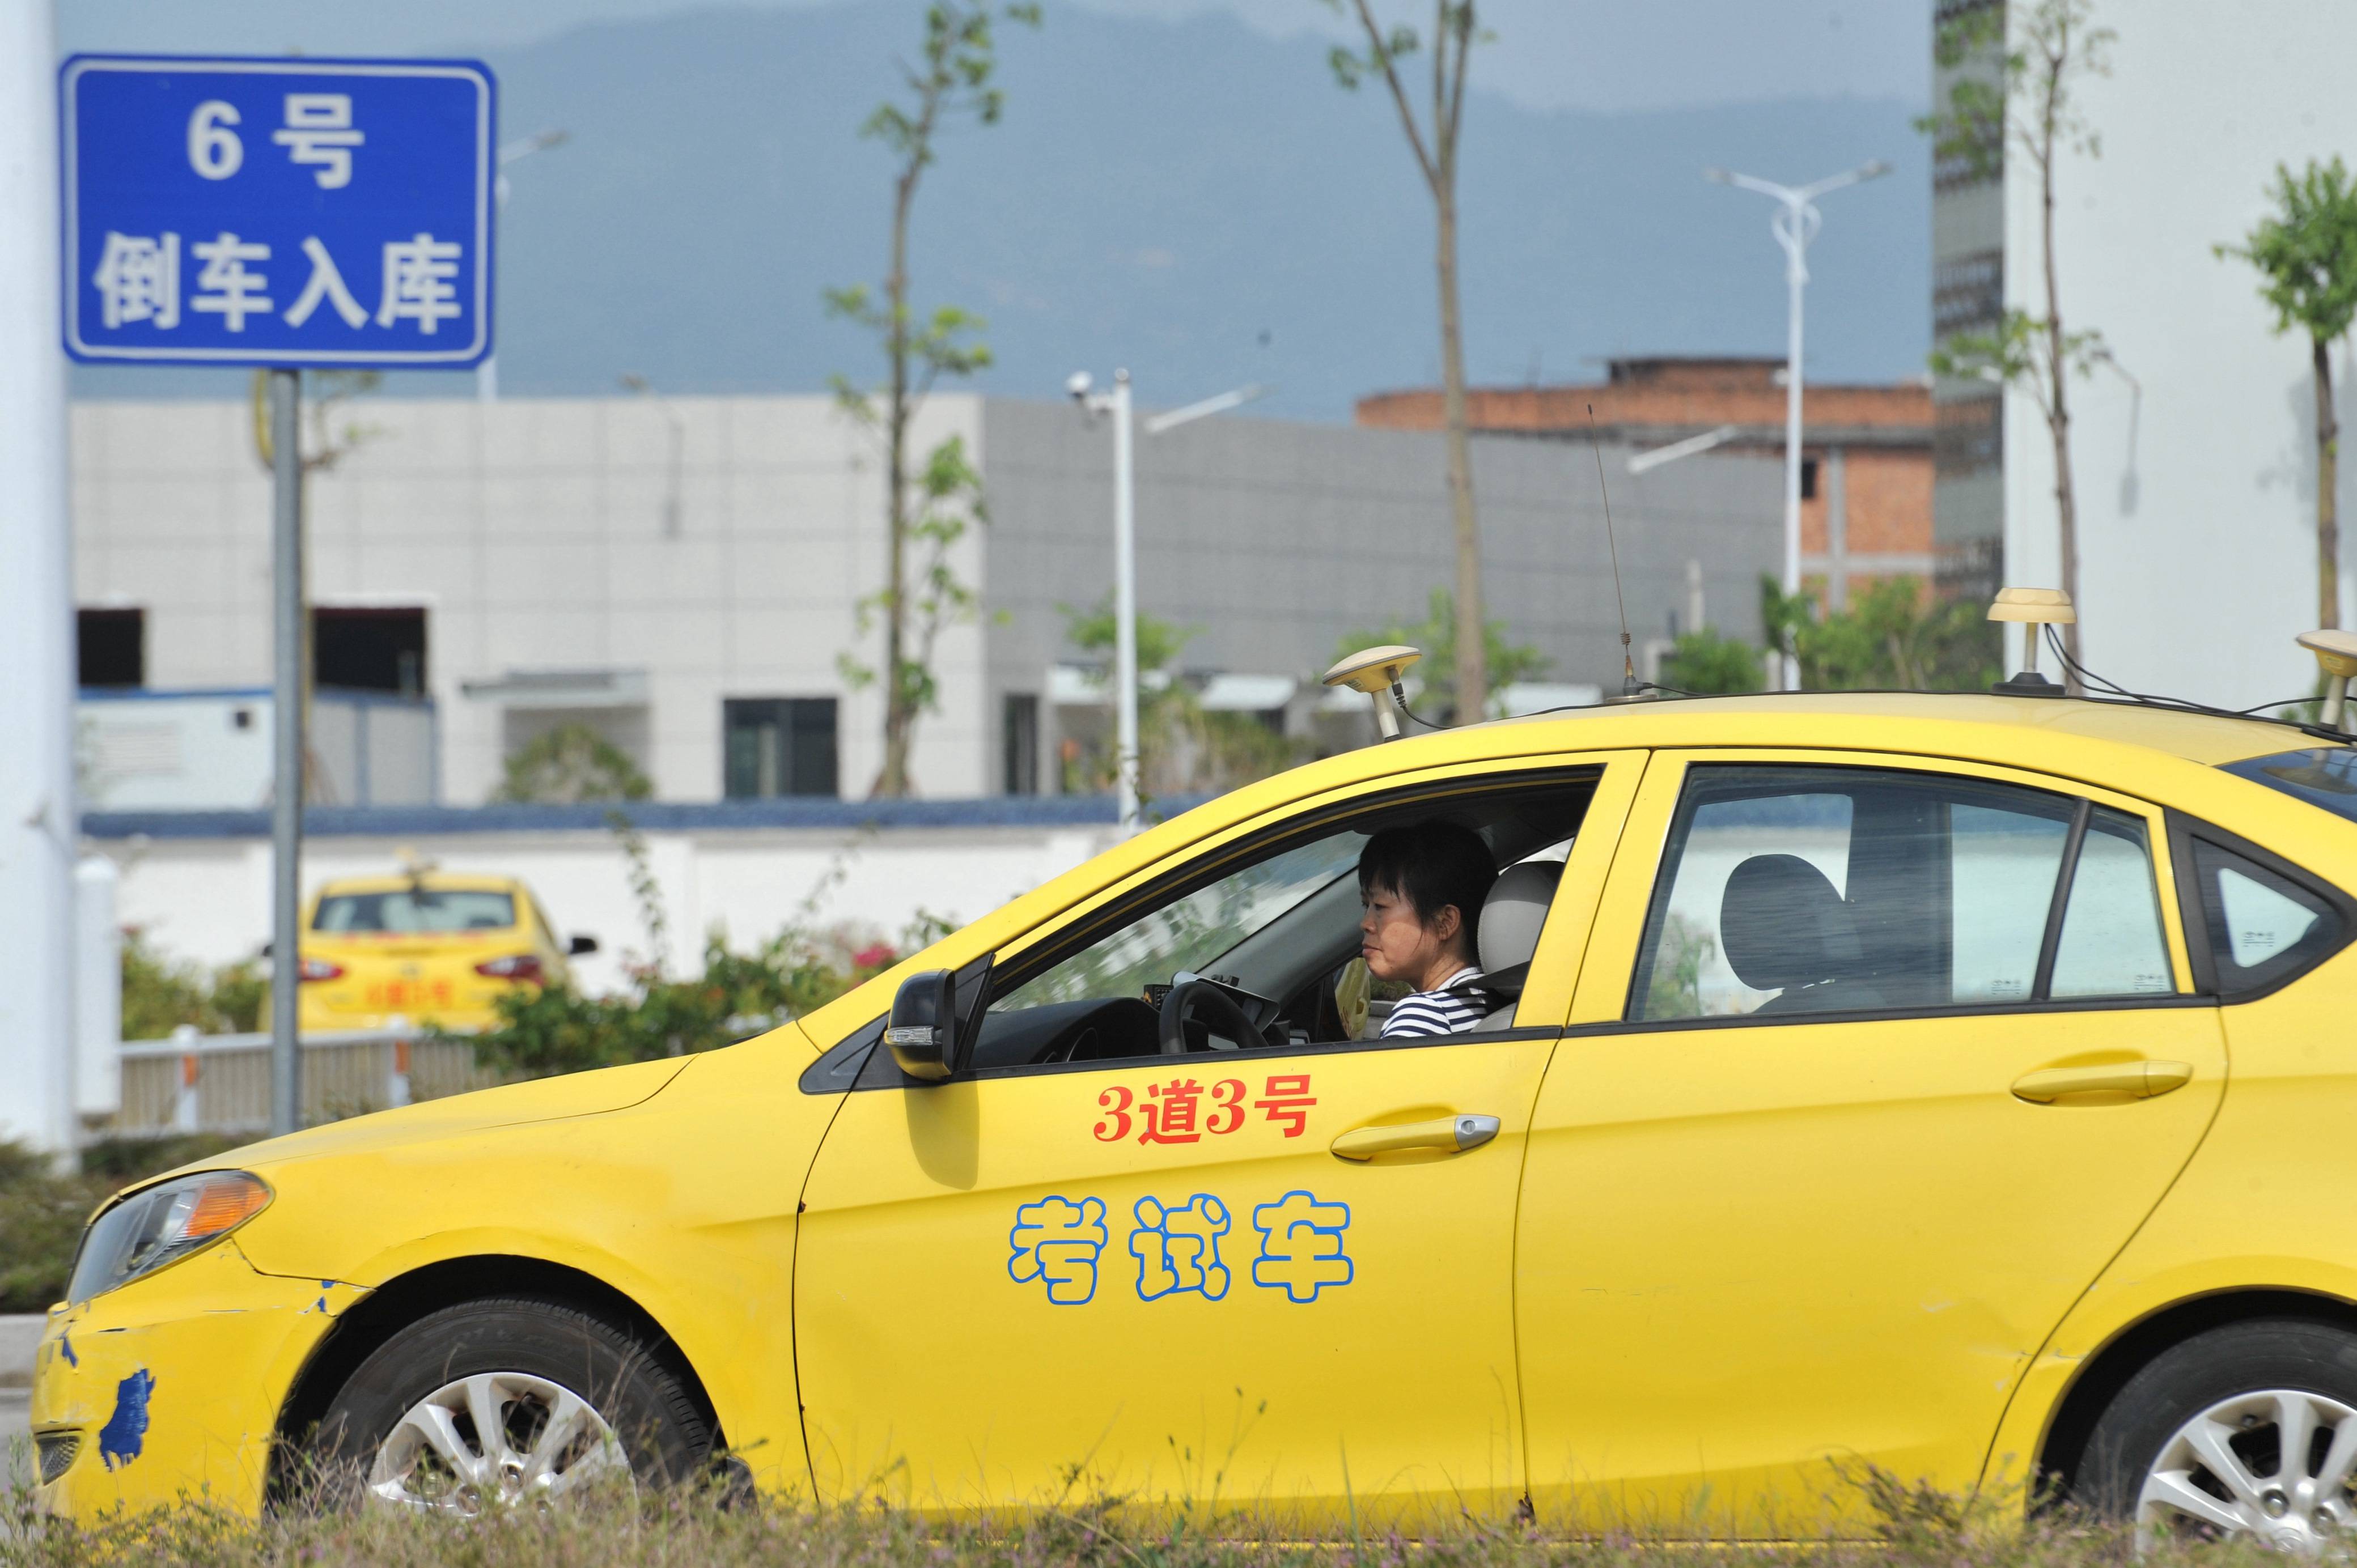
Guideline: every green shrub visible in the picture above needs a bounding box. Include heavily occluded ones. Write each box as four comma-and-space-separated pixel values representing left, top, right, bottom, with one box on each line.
1761, 575, 2004, 694
492, 721, 654, 804
1659, 630, 1766, 695
120, 930, 266, 1040
464, 924, 916, 1082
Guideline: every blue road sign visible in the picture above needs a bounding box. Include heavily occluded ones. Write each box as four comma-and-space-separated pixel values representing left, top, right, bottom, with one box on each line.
60, 56, 495, 368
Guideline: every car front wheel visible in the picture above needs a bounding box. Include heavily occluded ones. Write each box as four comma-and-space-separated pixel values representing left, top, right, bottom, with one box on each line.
2080, 1318, 2357, 1552
313, 1296, 712, 1514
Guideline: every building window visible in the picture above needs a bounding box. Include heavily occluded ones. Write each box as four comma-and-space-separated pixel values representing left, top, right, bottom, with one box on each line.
1935, 396, 2004, 478
77, 607, 144, 687
724, 698, 838, 798
315, 606, 427, 695
1934, 250, 2006, 341
1003, 693, 1040, 795
1800, 458, 1820, 501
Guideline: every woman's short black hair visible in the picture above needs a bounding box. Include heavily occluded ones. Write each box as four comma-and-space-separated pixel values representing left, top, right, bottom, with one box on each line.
1358, 820, 1497, 949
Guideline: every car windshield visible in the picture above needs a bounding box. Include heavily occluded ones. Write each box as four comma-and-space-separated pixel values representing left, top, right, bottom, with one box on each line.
2220, 748, 2357, 827
313, 889, 518, 933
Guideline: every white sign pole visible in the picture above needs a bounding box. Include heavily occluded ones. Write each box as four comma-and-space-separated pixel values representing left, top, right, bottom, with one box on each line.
0, 0, 81, 1157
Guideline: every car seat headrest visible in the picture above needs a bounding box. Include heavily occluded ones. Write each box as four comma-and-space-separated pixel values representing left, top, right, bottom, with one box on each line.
1479, 859, 1563, 975
1719, 853, 1862, 993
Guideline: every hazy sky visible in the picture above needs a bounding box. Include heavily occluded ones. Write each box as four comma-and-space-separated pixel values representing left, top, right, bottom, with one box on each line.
58, 0, 1929, 114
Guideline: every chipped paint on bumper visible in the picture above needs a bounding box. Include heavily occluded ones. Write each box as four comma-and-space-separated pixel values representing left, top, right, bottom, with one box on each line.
31, 1240, 364, 1519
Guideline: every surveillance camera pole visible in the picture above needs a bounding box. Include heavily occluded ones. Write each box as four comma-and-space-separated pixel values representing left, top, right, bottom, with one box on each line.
1705, 160, 1888, 690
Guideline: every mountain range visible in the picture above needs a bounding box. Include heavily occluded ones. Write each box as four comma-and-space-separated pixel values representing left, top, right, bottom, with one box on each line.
69, 2, 1932, 420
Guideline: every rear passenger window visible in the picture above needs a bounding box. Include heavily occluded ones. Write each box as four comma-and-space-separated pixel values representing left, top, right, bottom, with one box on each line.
2050, 810, 2174, 998
1631, 766, 2177, 1022
2188, 838, 2345, 996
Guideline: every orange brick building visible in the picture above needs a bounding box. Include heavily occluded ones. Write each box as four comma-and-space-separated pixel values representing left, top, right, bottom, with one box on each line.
1355, 356, 1935, 611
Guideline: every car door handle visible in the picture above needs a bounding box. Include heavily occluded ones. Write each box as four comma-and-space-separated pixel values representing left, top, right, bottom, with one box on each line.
1330, 1114, 1500, 1161
2011, 1061, 2195, 1104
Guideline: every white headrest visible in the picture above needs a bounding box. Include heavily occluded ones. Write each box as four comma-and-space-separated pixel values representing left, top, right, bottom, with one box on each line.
1479, 859, 1563, 974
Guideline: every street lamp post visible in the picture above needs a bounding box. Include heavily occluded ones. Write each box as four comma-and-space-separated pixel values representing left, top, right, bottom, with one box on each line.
1069, 372, 1267, 834
478, 129, 569, 403
1705, 159, 1888, 690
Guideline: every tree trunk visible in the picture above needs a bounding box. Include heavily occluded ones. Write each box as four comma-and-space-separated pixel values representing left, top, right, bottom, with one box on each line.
874, 165, 918, 798
2045, 311, 2080, 681
2317, 335, 2342, 631
1434, 182, 1485, 723
2036, 63, 2083, 691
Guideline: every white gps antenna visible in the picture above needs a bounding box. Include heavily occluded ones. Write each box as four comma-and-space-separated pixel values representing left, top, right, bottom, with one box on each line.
2299, 629, 2357, 732
1987, 587, 2076, 695
1321, 644, 1422, 741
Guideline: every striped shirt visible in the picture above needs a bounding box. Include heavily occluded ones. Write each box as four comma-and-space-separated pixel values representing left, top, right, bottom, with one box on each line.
1380, 966, 1491, 1039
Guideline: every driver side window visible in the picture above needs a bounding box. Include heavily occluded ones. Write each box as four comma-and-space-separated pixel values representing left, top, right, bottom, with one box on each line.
993, 832, 1367, 1014
966, 774, 1597, 1076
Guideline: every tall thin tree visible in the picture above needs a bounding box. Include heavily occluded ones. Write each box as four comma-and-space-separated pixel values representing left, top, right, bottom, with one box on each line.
1923, 0, 2112, 675
2220, 156, 2357, 633
1324, 1, 1489, 722
829, 2, 1037, 797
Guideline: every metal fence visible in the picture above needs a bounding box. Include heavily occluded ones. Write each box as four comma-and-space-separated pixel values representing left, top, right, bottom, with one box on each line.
117, 1025, 499, 1137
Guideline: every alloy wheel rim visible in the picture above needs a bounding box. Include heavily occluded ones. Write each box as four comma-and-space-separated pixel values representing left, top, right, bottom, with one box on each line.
366, 1370, 630, 1515
2137, 1388, 2357, 1554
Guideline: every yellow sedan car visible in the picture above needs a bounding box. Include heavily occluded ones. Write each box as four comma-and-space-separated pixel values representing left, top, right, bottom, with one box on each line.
292, 871, 596, 1033
29, 690, 2357, 1542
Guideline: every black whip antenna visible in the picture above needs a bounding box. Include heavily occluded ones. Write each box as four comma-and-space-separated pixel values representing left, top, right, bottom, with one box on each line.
1587, 404, 1638, 696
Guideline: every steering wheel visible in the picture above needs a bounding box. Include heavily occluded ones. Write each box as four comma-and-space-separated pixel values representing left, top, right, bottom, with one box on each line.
1158, 979, 1261, 1056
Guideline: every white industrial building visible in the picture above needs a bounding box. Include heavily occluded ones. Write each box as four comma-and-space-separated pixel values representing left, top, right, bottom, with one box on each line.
1934, 0, 2357, 706
71, 391, 1783, 806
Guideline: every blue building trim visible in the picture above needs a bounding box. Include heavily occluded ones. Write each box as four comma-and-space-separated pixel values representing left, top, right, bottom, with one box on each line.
81, 794, 1214, 840
78, 686, 433, 709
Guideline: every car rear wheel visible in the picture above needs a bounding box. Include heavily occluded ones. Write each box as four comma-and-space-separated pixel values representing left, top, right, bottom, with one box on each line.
2079, 1319, 2357, 1553
313, 1297, 711, 1514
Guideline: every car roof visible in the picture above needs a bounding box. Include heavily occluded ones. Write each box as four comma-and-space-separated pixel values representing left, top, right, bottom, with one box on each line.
313, 873, 524, 896
1484, 690, 2308, 767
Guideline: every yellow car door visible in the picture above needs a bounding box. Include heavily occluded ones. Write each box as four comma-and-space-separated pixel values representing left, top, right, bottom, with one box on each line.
794, 757, 1642, 1523
1515, 751, 2226, 1533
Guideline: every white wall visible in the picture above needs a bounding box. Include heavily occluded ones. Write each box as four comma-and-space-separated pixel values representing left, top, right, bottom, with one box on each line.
91, 820, 1118, 1004
71, 394, 991, 805
2002, 1, 2357, 709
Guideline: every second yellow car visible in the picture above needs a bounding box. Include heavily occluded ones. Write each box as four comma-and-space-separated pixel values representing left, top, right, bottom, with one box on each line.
292, 870, 595, 1032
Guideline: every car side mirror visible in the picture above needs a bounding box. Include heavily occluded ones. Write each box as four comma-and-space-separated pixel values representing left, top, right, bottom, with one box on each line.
885, 968, 962, 1082
569, 934, 599, 955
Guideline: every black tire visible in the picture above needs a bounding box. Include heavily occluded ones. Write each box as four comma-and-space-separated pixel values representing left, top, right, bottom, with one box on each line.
2078, 1317, 2357, 1525
310, 1296, 712, 1509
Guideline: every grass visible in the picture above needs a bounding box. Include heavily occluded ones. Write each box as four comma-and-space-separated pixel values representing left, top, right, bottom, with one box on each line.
0, 1476, 2295, 1568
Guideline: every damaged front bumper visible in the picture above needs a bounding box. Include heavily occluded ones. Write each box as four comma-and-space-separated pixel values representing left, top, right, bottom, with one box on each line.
30, 1239, 366, 1520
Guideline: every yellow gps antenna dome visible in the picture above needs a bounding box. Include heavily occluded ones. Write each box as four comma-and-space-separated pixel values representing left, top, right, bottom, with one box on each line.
1987, 587, 2076, 696
1322, 644, 1422, 741
2298, 629, 2357, 733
